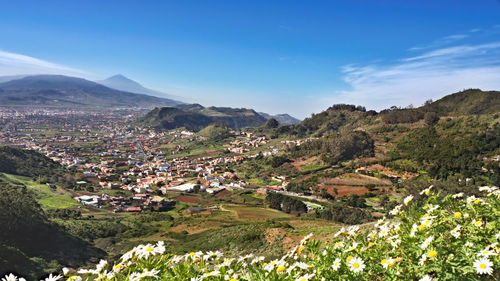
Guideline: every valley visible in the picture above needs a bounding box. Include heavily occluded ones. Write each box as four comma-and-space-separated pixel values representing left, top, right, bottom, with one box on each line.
0, 89, 499, 279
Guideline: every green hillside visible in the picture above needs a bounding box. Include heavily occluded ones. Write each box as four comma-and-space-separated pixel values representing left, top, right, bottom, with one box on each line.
424, 89, 500, 115
0, 146, 63, 178
0, 177, 104, 279
138, 105, 267, 131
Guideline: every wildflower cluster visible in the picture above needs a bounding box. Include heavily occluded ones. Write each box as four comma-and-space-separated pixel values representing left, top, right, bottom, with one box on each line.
3, 186, 499, 280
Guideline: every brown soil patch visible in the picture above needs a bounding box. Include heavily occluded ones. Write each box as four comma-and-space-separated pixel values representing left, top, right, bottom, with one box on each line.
291, 156, 320, 170
215, 189, 232, 197
170, 224, 216, 234
265, 228, 298, 250
358, 164, 418, 180
319, 184, 392, 197
320, 173, 392, 186
371, 211, 385, 217
321, 185, 370, 197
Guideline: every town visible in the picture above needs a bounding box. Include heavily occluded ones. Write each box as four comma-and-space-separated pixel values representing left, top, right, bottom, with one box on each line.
0, 107, 321, 216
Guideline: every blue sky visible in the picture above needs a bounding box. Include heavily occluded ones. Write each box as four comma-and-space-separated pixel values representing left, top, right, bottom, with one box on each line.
1, 0, 500, 118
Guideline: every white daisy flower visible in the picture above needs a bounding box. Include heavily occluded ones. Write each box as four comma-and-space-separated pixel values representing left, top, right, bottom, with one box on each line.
141, 268, 159, 279
378, 226, 390, 237
419, 275, 433, 281
478, 247, 497, 257
403, 195, 413, 205
347, 225, 359, 236
348, 257, 365, 273
479, 186, 492, 192
389, 204, 402, 216
420, 185, 433, 195
381, 258, 395, 269
120, 249, 135, 262
410, 223, 418, 237
295, 273, 315, 281
473, 257, 493, 275
2, 274, 18, 281
421, 236, 434, 249
334, 227, 345, 238
450, 225, 461, 238
332, 258, 341, 271
41, 274, 62, 281
418, 254, 427, 266
95, 259, 108, 273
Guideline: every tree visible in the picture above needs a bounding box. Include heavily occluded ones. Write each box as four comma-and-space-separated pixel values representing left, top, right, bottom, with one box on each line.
424, 112, 440, 125
264, 118, 279, 128
269, 155, 290, 168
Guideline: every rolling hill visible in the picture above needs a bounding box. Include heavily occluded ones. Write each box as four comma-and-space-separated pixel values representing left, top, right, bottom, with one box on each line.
422, 88, 500, 115
138, 104, 267, 131
0, 75, 181, 108
258, 112, 301, 125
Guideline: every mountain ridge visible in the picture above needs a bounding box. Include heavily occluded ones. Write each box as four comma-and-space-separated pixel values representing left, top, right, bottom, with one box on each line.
0, 75, 181, 108
258, 112, 301, 125
97, 74, 184, 105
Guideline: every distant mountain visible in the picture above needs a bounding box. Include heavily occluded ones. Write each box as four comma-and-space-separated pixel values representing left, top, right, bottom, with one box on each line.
138, 105, 267, 131
0, 75, 28, 84
0, 75, 181, 108
98, 74, 184, 105
258, 112, 301, 125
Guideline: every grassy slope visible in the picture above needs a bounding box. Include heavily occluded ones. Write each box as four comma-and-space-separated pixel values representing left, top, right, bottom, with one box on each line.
1, 173, 79, 209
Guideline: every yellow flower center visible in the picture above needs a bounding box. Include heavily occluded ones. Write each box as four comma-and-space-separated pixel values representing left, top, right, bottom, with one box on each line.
353, 262, 360, 269
475, 221, 481, 226
381, 259, 387, 265
113, 265, 123, 270
454, 212, 461, 218
277, 266, 286, 272
145, 247, 154, 252
189, 252, 196, 256
429, 250, 437, 258
346, 256, 353, 262
298, 246, 305, 252
474, 199, 480, 204
480, 263, 486, 269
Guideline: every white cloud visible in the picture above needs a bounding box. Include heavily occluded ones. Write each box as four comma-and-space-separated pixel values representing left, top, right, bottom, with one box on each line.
403, 42, 500, 62
0, 49, 88, 77
409, 33, 469, 51
331, 40, 500, 111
